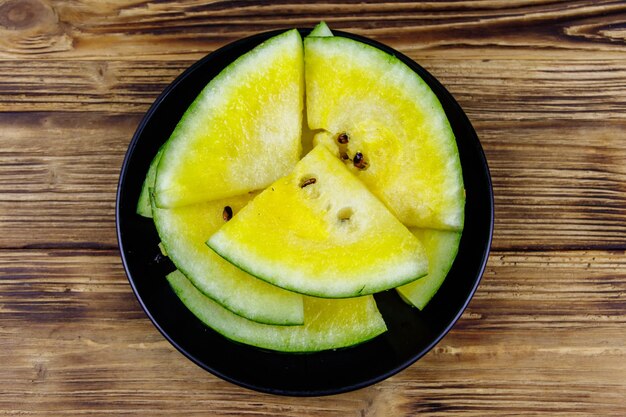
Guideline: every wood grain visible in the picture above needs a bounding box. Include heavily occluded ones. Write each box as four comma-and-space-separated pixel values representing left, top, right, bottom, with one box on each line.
0, 0, 625, 59
1, 0, 625, 415
1, 250, 624, 415
1, 112, 624, 251
2, 57, 626, 119
0, 112, 131, 249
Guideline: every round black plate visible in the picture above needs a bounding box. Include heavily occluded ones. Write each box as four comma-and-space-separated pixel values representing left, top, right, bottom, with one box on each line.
116, 29, 494, 396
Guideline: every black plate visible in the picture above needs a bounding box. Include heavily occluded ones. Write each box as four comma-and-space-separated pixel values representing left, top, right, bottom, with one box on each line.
116, 29, 494, 396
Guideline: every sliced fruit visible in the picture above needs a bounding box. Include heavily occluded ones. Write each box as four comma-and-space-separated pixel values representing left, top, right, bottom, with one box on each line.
309, 21, 333, 37
167, 270, 387, 352
397, 229, 461, 310
154, 29, 304, 208
305, 36, 465, 230
152, 194, 304, 325
136, 147, 164, 218
208, 145, 428, 298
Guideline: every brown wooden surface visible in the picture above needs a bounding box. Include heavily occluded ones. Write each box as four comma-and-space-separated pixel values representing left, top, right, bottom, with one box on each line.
1, 1, 625, 415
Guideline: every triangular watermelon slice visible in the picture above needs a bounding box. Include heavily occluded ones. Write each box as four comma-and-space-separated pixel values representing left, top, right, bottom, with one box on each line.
305, 35, 465, 231
207, 145, 428, 298
154, 29, 303, 208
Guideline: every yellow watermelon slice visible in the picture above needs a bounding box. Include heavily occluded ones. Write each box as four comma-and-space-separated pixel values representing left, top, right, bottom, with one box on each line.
154, 29, 304, 208
306, 36, 465, 230
207, 145, 428, 298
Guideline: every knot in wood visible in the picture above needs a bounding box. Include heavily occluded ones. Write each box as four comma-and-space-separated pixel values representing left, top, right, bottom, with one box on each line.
0, 0, 53, 30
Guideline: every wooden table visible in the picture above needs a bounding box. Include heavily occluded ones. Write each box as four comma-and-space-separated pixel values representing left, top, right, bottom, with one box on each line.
2, 1, 625, 415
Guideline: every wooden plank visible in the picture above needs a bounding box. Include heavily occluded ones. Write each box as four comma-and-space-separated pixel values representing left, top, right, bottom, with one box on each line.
1, 112, 624, 251
1, 0, 626, 60
0, 249, 624, 415
0, 60, 183, 113
482, 120, 626, 251
0, 112, 134, 249
1, 57, 626, 120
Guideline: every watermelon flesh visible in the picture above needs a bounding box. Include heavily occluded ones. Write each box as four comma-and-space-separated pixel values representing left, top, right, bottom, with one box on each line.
154, 29, 304, 208
152, 194, 304, 325
207, 145, 428, 298
305, 36, 465, 231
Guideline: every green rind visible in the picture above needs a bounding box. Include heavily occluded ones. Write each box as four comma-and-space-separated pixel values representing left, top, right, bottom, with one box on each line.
136, 147, 164, 218
209, 243, 426, 299
155, 29, 303, 208
396, 229, 461, 310
152, 196, 304, 325
167, 270, 387, 352
309, 21, 333, 37
304, 36, 465, 231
